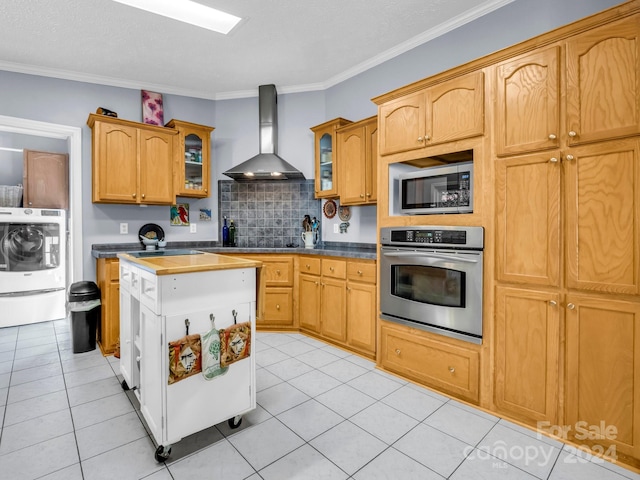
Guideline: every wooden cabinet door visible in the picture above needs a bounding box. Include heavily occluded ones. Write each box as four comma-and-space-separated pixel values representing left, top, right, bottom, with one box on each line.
565, 139, 640, 294
495, 47, 560, 156
566, 15, 640, 146
299, 274, 321, 332
339, 125, 366, 205
262, 288, 293, 326
346, 281, 376, 355
138, 128, 175, 204
94, 122, 138, 203
494, 287, 560, 425
320, 277, 346, 342
365, 120, 378, 203
23, 150, 69, 208
427, 70, 484, 146
565, 294, 640, 460
379, 91, 427, 156
496, 153, 561, 286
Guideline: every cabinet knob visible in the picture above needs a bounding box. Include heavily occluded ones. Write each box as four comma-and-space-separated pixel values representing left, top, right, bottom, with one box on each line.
132, 193, 136, 198
314, 281, 319, 286
425, 134, 431, 141
568, 131, 577, 137
448, 366, 455, 373
276, 304, 280, 310
567, 303, 576, 310
549, 157, 558, 163
330, 267, 334, 271
347, 287, 351, 292
141, 193, 145, 199
366, 193, 371, 197
276, 269, 280, 275
357, 270, 363, 275
548, 134, 557, 140
417, 136, 424, 142
28, 201, 32, 206
565, 154, 575, 161
395, 349, 401, 355
549, 300, 557, 306
360, 194, 365, 198
306, 264, 311, 269
205, 189, 208, 193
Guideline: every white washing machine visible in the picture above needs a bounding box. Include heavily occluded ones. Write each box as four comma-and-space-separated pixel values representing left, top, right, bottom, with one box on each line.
0, 207, 66, 327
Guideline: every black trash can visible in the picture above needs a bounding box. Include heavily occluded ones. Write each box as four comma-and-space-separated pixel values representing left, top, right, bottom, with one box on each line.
68, 281, 101, 353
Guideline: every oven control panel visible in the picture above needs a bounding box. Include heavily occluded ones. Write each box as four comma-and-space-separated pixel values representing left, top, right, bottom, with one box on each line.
380, 226, 484, 249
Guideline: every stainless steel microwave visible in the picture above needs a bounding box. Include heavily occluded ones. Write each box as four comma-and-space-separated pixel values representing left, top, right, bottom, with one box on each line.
399, 162, 473, 215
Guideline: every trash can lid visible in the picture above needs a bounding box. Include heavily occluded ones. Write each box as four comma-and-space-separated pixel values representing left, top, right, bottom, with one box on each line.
69, 281, 100, 301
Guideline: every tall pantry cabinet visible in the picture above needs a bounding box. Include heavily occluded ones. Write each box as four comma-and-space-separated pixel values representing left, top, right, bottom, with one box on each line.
493, 10, 640, 463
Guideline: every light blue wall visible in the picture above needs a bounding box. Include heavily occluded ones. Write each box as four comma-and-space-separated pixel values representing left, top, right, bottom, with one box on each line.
0, 0, 622, 280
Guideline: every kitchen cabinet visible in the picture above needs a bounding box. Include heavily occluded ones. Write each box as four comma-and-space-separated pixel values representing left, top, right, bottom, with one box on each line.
298, 257, 321, 333
96, 258, 120, 355
310, 118, 352, 198
346, 260, 377, 356
88, 114, 177, 205
494, 47, 561, 156
338, 116, 378, 205
565, 293, 640, 461
165, 119, 214, 198
22, 150, 69, 209
378, 70, 484, 156
494, 286, 560, 424
380, 321, 480, 403
319, 259, 347, 342
565, 14, 640, 146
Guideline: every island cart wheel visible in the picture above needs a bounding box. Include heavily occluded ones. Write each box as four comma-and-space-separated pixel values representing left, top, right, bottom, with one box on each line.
155, 445, 172, 462
121, 379, 129, 391
228, 415, 243, 429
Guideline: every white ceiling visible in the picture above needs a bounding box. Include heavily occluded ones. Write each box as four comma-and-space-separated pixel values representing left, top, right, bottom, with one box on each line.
0, 0, 513, 100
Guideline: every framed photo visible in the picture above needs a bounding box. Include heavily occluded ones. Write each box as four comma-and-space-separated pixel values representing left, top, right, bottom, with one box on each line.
199, 208, 212, 221
170, 203, 189, 226
141, 90, 164, 125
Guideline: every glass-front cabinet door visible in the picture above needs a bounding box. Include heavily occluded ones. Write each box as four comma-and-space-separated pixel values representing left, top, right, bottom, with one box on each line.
310, 118, 352, 199
166, 119, 214, 198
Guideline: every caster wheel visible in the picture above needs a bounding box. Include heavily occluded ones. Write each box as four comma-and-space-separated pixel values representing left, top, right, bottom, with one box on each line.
155, 445, 171, 462
121, 380, 129, 391
228, 415, 243, 429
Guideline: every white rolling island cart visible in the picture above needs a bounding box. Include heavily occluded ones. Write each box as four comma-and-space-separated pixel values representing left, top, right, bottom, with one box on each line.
117, 250, 261, 462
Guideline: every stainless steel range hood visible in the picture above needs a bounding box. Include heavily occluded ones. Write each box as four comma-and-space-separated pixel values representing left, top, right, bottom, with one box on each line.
223, 85, 305, 180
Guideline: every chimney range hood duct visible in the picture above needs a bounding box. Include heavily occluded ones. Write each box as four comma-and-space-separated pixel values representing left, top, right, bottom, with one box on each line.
223, 84, 305, 180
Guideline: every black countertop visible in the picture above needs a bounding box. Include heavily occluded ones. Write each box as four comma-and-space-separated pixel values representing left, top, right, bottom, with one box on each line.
91, 241, 377, 260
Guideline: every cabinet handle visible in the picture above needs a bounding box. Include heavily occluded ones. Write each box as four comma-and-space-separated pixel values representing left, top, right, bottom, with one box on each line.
548, 134, 557, 140
549, 300, 557, 306
567, 303, 576, 310
568, 131, 577, 137
448, 366, 455, 373
132, 193, 136, 198
549, 157, 558, 163
395, 349, 401, 355
565, 154, 575, 161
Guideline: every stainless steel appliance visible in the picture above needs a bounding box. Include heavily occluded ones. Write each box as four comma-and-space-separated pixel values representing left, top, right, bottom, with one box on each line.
380, 226, 484, 344
399, 162, 473, 215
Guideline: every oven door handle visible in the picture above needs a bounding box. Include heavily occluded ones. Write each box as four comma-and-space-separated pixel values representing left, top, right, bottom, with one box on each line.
381, 251, 479, 264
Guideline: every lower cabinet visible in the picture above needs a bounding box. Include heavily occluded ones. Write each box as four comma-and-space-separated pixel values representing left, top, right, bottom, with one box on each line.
96, 258, 120, 355
346, 261, 377, 356
380, 321, 480, 403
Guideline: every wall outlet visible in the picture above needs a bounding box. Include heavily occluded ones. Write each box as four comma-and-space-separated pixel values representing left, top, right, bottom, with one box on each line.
334, 223, 339, 233
120, 223, 128, 234
190, 223, 197, 233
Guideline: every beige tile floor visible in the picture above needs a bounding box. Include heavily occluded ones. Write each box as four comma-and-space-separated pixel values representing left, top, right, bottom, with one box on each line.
0, 318, 638, 480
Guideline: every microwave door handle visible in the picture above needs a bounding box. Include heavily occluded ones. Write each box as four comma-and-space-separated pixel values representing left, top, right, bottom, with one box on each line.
382, 251, 479, 264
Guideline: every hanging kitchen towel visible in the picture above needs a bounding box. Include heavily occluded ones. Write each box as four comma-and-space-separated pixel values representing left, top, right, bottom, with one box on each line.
201, 326, 228, 380
168, 334, 202, 385
219, 322, 251, 368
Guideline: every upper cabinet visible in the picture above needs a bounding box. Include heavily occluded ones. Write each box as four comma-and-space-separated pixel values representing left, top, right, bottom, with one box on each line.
165, 119, 214, 198
88, 114, 177, 205
378, 71, 484, 156
311, 118, 352, 198
565, 15, 640, 146
495, 47, 561, 156
23, 150, 69, 209
337, 116, 378, 205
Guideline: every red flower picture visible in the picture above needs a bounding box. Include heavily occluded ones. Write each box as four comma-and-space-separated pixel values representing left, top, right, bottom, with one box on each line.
141, 90, 164, 125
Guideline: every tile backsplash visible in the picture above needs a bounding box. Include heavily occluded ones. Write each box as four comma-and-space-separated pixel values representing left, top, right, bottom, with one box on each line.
218, 180, 321, 248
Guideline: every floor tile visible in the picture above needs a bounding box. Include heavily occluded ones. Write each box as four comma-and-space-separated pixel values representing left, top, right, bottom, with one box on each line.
61, 352, 111, 373
319, 344, 352, 358
13, 342, 59, 359
310, 420, 387, 475
394, 423, 470, 478
11, 351, 60, 372
277, 399, 344, 441
140, 468, 173, 480
319, 358, 369, 383
448, 399, 499, 422
499, 418, 565, 449
256, 367, 283, 391
296, 348, 341, 368
0, 342, 15, 353
6, 374, 65, 403
350, 401, 419, 444
451, 448, 539, 479
9, 361, 63, 386
344, 354, 376, 370
381, 384, 445, 421
288, 369, 342, 397
71, 391, 135, 429
76, 411, 149, 460
424, 402, 497, 445
0, 350, 13, 363
257, 381, 310, 416
264, 357, 315, 381
347, 370, 404, 400
63, 363, 115, 388
228, 417, 305, 470
0, 360, 12, 374
0, 408, 74, 455
0, 386, 7, 407
298, 336, 328, 348
407, 382, 452, 402
259, 333, 298, 348
38, 463, 84, 480
275, 339, 319, 356
80, 436, 164, 480
3, 389, 69, 426
0, 371, 9, 388
549, 451, 631, 480
256, 347, 290, 367
168, 438, 255, 479
259, 444, 348, 480
66, 376, 122, 407
315, 383, 376, 418
163, 425, 225, 464
353, 447, 444, 480
563, 445, 640, 479
215, 404, 273, 437
16, 334, 57, 349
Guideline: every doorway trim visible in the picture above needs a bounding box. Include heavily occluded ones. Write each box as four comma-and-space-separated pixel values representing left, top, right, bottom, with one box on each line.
0, 115, 83, 284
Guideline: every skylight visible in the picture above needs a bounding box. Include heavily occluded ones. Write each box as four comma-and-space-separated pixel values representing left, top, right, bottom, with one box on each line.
112, 0, 241, 34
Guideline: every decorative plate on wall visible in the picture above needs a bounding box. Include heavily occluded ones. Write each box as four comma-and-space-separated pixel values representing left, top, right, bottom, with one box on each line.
138, 224, 165, 246
338, 206, 351, 222
323, 199, 337, 219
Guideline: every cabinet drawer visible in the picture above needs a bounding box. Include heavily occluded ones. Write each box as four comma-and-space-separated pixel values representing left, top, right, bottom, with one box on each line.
139, 269, 158, 313
322, 259, 346, 279
263, 258, 294, 286
263, 288, 293, 325
300, 257, 321, 275
347, 261, 376, 283
380, 323, 479, 403
120, 262, 131, 292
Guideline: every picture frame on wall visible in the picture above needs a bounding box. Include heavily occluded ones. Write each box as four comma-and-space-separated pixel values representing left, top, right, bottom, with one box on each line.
141, 90, 164, 125
170, 203, 189, 226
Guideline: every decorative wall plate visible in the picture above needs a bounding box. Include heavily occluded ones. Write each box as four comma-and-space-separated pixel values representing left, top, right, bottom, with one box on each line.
138, 224, 165, 246
323, 199, 337, 219
338, 206, 351, 222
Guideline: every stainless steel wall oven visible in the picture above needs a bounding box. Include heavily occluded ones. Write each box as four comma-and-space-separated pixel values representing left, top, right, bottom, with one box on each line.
380, 226, 484, 344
